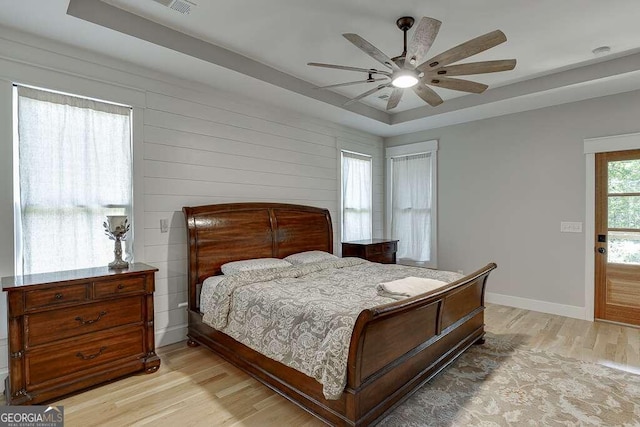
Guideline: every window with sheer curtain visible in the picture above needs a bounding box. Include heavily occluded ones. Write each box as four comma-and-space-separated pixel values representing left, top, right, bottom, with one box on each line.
15, 85, 133, 275
390, 152, 434, 265
341, 151, 372, 242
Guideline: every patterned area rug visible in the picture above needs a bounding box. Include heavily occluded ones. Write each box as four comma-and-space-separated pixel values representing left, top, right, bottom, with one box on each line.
381, 334, 640, 426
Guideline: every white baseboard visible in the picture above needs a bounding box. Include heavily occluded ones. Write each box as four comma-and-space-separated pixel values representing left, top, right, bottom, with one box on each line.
155, 324, 187, 348
486, 292, 587, 320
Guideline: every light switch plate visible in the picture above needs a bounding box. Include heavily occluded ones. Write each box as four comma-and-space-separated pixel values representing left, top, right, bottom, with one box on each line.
160, 219, 169, 233
560, 221, 583, 233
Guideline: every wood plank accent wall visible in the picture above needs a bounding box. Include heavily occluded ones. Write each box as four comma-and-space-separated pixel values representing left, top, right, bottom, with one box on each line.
0, 26, 384, 375
141, 93, 384, 347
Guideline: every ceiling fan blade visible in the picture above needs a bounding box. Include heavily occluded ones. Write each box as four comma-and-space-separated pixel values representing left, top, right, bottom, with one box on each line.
426, 76, 488, 93
307, 62, 392, 76
344, 84, 390, 106
386, 88, 404, 110
405, 17, 442, 68
316, 78, 387, 89
412, 84, 443, 107
417, 30, 507, 72
342, 33, 400, 71
428, 59, 516, 77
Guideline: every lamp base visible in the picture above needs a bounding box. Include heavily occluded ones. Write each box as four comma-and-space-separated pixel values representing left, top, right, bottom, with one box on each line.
108, 259, 130, 269
108, 237, 129, 269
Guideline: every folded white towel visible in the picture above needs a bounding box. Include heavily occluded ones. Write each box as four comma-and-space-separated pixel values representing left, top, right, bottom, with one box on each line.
377, 277, 448, 300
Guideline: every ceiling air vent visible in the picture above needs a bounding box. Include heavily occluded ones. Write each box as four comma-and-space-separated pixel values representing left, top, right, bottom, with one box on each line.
151, 0, 196, 14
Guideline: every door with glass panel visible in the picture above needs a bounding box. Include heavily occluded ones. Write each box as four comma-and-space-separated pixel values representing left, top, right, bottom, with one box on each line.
595, 149, 640, 326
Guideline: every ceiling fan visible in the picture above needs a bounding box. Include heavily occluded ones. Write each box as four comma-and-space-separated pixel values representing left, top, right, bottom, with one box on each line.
308, 17, 516, 110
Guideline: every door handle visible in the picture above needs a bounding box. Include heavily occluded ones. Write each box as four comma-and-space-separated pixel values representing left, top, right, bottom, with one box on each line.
597, 247, 607, 254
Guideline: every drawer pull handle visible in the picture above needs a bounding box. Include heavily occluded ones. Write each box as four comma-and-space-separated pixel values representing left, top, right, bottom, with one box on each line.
76, 346, 107, 360
75, 311, 107, 325
117, 284, 125, 290
54, 293, 63, 300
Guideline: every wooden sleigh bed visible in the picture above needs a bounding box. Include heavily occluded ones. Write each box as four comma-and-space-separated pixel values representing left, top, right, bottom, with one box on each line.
183, 202, 496, 426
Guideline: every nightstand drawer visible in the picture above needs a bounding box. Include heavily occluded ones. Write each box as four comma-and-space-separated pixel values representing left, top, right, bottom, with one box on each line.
365, 245, 383, 255
342, 239, 398, 264
382, 241, 397, 252
26, 326, 145, 387
94, 275, 145, 298
367, 253, 396, 264
365, 242, 397, 255
26, 297, 143, 346
25, 284, 87, 311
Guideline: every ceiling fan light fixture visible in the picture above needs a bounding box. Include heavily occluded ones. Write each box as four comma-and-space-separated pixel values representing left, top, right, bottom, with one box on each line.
309, 17, 516, 109
391, 71, 419, 88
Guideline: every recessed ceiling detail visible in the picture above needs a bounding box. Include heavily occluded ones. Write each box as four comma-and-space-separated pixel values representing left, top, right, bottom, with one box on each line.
309, 16, 516, 111
46, 0, 640, 135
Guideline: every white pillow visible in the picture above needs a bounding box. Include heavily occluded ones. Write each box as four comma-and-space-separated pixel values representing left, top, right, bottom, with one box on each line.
220, 258, 292, 275
284, 250, 338, 265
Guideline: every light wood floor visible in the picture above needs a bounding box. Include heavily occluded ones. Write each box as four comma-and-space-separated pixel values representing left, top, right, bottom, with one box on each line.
5, 304, 640, 426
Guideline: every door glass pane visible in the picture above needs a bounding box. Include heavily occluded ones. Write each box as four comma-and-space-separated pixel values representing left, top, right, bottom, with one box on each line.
608, 159, 640, 193
608, 196, 640, 229
608, 231, 640, 265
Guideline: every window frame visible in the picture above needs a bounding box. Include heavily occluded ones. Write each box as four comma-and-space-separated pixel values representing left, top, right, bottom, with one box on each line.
12, 84, 136, 275
339, 148, 373, 243
385, 140, 438, 268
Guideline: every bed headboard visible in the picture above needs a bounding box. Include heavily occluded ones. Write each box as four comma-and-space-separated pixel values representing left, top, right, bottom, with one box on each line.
182, 203, 333, 310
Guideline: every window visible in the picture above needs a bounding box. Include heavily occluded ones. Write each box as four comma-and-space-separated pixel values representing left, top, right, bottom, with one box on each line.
386, 141, 437, 267
14, 85, 133, 275
341, 150, 372, 242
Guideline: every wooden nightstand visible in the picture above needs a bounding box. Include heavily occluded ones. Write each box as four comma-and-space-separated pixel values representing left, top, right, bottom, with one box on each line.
342, 239, 399, 264
2, 263, 161, 405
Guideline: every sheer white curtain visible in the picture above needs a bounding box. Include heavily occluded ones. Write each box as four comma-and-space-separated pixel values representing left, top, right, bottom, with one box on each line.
16, 86, 132, 274
391, 153, 431, 261
342, 151, 372, 242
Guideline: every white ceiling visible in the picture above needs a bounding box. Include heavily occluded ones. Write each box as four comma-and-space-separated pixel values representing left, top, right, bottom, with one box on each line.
2, 0, 640, 136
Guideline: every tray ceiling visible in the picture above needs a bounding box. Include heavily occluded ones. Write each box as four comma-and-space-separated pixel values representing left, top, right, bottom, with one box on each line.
2, 0, 640, 135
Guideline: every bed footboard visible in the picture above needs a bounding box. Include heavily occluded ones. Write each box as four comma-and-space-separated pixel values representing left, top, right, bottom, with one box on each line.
344, 263, 497, 425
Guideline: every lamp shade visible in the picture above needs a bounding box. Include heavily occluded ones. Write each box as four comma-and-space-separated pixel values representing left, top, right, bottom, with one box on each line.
106, 215, 127, 233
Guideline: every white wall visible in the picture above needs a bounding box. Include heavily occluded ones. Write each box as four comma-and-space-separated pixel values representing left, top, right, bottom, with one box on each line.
141, 90, 382, 345
0, 26, 383, 377
386, 89, 640, 318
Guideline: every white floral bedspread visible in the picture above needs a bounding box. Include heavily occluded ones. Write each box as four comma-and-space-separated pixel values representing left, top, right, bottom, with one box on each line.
201, 258, 462, 400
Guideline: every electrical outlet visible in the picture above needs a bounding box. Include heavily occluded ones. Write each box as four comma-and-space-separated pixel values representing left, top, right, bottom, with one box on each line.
560, 221, 582, 233
160, 219, 169, 233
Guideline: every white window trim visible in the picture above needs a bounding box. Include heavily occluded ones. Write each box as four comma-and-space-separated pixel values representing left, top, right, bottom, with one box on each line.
13, 84, 138, 274
583, 132, 640, 321
386, 140, 438, 268
10, 85, 145, 274
337, 138, 378, 250
340, 149, 373, 242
